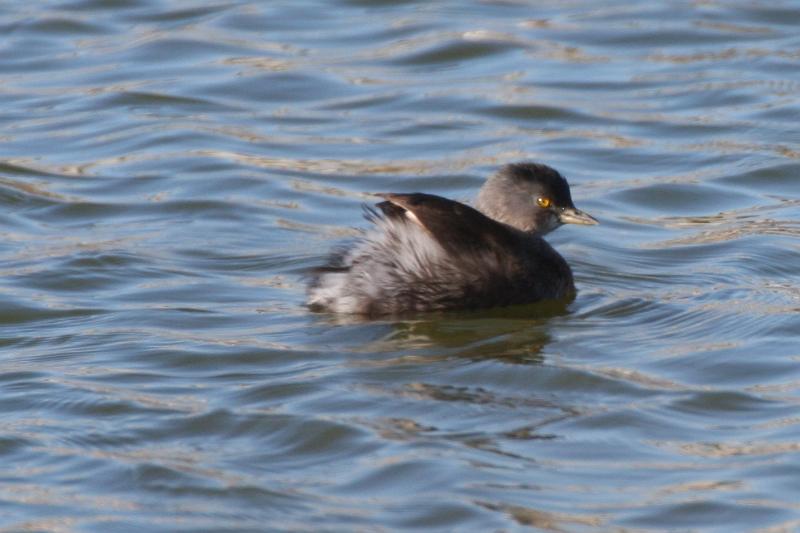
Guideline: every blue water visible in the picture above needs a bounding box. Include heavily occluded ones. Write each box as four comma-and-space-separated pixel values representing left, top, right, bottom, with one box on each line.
1, 1, 800, 531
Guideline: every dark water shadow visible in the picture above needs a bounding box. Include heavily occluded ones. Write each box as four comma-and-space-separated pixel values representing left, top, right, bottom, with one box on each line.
309, 298, 572, 365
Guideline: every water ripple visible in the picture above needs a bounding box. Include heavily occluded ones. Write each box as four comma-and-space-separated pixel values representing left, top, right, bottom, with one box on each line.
1, 0, 800, 531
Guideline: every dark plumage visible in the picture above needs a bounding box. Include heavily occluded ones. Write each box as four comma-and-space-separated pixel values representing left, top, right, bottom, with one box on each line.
307, 162, 597, 315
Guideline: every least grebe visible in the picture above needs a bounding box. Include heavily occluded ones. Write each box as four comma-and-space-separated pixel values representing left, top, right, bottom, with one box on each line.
307, 162, 597, 315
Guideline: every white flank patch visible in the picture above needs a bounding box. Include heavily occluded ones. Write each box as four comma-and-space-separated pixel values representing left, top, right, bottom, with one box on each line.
308, 215, 447, 313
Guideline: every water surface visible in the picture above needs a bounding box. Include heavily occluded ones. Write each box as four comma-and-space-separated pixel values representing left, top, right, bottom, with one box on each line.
1, 0, 800, 531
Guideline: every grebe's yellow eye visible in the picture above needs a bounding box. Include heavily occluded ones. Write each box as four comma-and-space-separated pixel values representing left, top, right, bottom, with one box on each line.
536, 197, 551, 208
